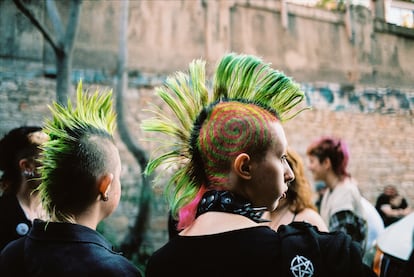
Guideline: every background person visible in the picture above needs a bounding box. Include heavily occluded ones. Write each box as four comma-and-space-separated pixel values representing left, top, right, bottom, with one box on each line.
0, 126, 48, 251
266, 148, 328, 232
0, 85, 142, 276
306, 136, 368, 251
375, 185, 411, 227
143, 53, 375, 277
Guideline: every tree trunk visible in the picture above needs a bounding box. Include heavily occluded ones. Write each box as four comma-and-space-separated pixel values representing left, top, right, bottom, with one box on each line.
56, 51, 71, 104
13, 0, 82, 105
115, 0, 153, 263
54, 0, 82, 104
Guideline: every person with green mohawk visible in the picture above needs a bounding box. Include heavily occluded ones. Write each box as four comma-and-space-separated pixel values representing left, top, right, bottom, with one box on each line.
0, 83, 142, 276
143, 53, 375, 277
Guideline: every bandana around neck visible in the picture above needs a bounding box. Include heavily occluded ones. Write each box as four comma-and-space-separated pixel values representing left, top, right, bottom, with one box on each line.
196, 190, 270, 223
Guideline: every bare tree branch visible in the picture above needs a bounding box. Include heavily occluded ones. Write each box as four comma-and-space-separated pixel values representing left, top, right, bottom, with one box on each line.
14, 0, 83, 104
13, 0, 60, 55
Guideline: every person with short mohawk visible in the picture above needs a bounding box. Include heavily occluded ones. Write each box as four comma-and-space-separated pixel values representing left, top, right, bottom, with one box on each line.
143, 53, 375, 277
0, 83, 142, 276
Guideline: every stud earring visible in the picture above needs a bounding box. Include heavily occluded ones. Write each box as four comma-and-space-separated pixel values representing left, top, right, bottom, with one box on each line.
102, 194, 109, 201
23, 170, 34, 178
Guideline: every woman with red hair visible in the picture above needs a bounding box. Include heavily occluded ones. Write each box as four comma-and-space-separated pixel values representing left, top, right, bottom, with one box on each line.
267, 148, 328, 231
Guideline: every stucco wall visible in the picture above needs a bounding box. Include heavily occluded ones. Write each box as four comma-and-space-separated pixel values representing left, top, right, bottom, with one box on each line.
1, 0, 413, 87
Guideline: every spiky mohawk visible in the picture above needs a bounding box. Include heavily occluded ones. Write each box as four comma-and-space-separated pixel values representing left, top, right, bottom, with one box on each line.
142, 53, 306, 226
38, 81, 116, 220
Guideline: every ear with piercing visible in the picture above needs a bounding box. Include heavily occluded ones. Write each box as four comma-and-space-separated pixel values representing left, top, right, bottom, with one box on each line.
102, 194, 109, 201
23, 170, 35, 178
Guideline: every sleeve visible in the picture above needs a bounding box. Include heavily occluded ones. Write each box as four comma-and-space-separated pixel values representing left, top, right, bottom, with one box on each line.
97, 254, 143, 277
0, 237, 27, 276
330, 189, 355, 215
401, 198, 408, 209
375, 194, 387, 208
329, 210, 367, 247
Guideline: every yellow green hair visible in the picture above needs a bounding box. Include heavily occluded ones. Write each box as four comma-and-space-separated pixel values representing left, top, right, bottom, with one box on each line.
142, 53, 306, 227
38, 81, 116, 222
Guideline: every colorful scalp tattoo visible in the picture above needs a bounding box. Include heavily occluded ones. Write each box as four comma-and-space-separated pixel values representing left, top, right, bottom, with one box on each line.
142, 53, 306, 230
197, 101, 276, 186
38, 81, 116, 222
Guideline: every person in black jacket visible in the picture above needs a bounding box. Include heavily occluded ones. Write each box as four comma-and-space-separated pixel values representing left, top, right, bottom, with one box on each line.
0, 84, 142, 276
375, 185, 411, 227
142, 53, 376, 277
0, 126, 48, 251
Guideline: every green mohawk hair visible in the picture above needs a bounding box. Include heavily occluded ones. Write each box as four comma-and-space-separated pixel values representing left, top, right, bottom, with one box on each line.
142, 53, 307, 218
213, 53, 306, 120
38, 81, 116, 221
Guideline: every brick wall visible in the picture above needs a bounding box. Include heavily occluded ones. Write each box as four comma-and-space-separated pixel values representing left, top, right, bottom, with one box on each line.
1, 74, 413, 253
